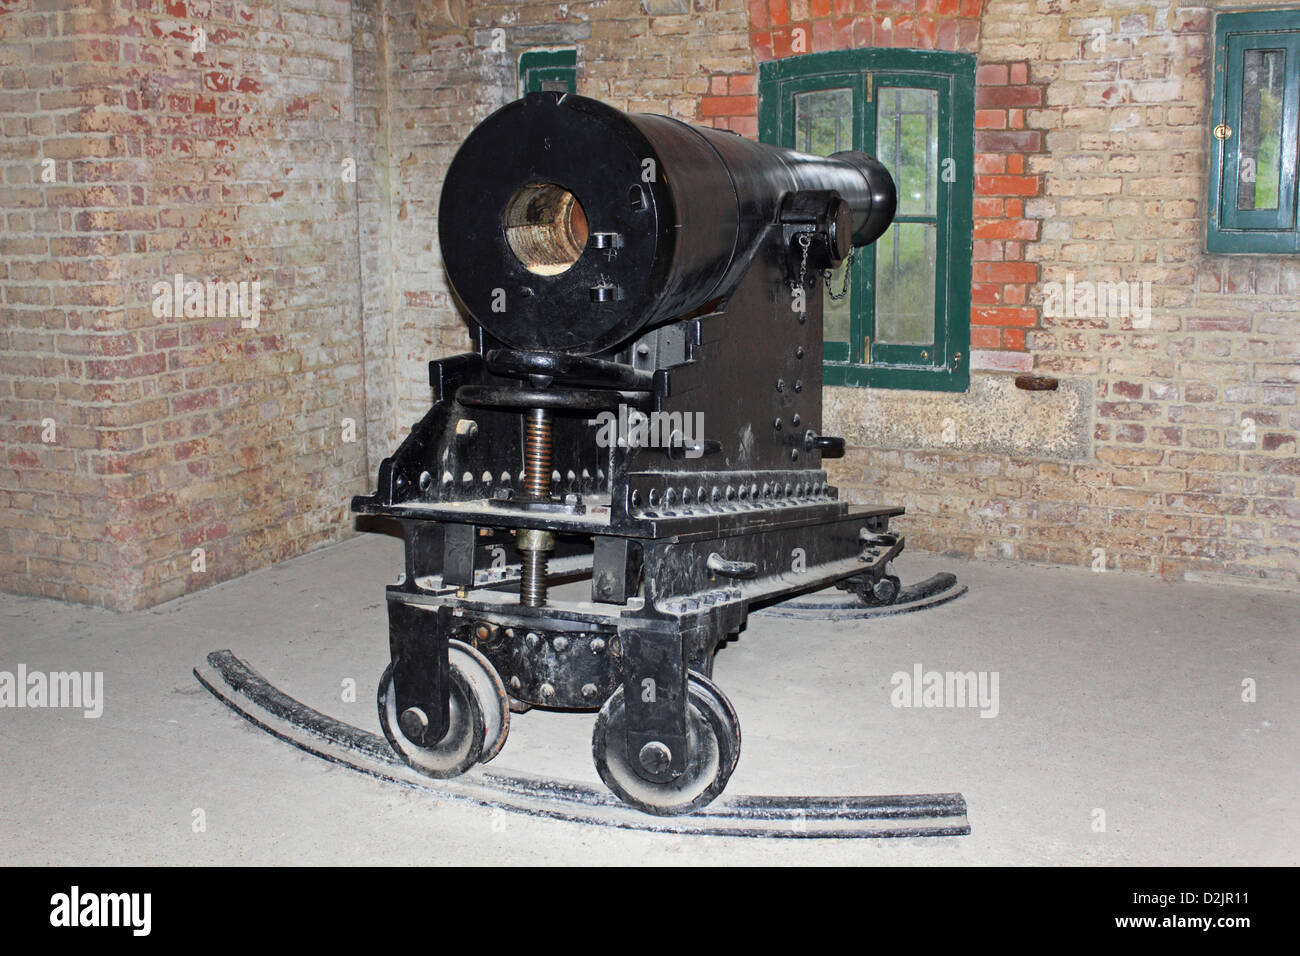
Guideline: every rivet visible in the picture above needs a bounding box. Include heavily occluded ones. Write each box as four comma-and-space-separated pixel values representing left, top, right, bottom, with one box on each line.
553, 635, 569, 652
540, 682, 555, 698
582, 683, 598, 699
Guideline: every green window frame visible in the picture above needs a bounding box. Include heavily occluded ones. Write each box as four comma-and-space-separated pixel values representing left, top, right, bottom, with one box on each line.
1208, 10, 1300, 253
519, 48, 578, 96
760, 49, 974, 392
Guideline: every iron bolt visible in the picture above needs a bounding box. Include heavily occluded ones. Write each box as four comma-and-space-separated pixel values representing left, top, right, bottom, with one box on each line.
399, 707, 428, 741
639, 741, 672, 774
553, 636, 569, 652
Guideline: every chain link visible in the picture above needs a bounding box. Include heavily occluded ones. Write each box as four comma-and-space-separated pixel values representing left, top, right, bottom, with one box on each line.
824, 250, 854, 301
789, 230, 854, 302
790, 231, 814, 291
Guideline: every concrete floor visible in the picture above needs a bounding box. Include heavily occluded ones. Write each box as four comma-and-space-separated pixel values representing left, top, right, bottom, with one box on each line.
2, 533, 1296, 865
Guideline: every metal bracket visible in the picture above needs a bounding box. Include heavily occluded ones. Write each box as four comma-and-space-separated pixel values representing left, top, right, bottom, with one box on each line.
706, 552, 760, 579
387, 601, 452, 745
619, 625, 689, 783
858, 532, 905, 578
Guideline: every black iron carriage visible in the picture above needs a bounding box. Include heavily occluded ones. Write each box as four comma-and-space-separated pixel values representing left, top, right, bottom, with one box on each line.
353, 91, 904, 815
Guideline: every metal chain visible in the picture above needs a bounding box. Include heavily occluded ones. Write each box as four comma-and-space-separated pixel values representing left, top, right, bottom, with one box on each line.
824, 250, 854, 301
789, 230, 855, 302
790, 231, 814, 291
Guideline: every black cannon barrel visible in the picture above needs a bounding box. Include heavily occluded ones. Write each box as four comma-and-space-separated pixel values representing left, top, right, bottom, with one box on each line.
439, 91, 896, 356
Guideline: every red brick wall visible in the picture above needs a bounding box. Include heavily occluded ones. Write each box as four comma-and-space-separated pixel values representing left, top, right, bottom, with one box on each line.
1, 0, 370, 609
748, 0, 983, 58
970, 59, 1044, 367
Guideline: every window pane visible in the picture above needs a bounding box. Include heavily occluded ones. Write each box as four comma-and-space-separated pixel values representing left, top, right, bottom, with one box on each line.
794, 87, 853, 344
1238, 48, 1286, 211
875, 222, 936, 346
876, 87, 939, 217
793, 87, 853, 155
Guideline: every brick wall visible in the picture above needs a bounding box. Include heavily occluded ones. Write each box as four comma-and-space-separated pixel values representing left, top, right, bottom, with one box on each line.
352, 0, 400, 475
1, 0, 370, 609
958, 0, 1300, 586
970, 59, 1047, 367
831, 0, 1295, 589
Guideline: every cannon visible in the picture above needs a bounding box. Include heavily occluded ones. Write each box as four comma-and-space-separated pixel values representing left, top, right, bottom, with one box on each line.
352, 91, 903, 815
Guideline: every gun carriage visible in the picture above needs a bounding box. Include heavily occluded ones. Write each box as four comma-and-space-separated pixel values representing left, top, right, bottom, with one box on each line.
353, 91, 904, 815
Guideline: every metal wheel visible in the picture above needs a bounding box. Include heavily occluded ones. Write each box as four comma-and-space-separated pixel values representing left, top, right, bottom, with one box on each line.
377, 640, 510, 778
591, 672, 740, 816
867, 573, 902, 606
689, 671, 741, 776
451, 640, 510, 763
837, 570, 902, 607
